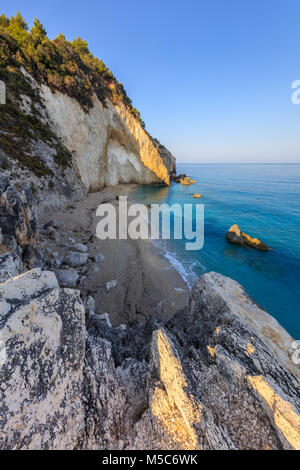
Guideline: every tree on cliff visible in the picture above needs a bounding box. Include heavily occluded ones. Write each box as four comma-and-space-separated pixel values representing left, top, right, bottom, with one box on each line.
30, 18, 47, 45
7, 11, 28, 44
0, 14, 10, 28
72, 36, 90, 55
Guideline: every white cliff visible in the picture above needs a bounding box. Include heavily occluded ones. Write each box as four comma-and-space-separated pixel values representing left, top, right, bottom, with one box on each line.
40, 85, 170, 191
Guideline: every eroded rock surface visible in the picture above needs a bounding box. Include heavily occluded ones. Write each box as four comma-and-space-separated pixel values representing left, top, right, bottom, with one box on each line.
0, 174, 38, 255
0, 270, 299, 450
226, 224, 269, 251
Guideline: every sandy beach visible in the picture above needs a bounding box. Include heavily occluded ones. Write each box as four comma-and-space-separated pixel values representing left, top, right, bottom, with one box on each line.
39, 185, 189, 326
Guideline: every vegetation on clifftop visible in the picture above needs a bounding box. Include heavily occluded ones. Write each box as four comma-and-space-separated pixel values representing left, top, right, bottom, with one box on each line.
0, 11, 147, 178
0, 12, 145, 126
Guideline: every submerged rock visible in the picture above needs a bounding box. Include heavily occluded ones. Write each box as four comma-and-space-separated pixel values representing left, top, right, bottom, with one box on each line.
226, 224, 269, 251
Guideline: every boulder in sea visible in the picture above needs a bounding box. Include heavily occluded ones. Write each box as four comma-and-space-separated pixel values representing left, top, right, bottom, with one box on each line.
226, 224, 269, 251
172, 173, 187, 183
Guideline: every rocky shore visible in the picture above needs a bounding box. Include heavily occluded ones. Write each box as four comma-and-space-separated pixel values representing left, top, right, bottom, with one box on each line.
0, 176, 299, 450
1, 266, 299, 450
0, 21, 299, 449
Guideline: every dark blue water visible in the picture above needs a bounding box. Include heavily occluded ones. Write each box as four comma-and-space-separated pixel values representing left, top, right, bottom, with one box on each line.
132, 164, 300, 339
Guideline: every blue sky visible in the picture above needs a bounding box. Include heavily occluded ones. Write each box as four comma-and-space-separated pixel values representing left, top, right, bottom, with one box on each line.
3, 1, 300, 162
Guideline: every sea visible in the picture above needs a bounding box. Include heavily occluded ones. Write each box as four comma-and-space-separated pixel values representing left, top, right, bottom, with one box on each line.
132, 163, 300, 339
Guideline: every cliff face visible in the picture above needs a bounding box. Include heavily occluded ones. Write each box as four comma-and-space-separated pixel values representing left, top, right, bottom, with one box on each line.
0, 269, 299, 450
41, 83, 170, 191
0, 68, 171, 215
0, 22, 175, 213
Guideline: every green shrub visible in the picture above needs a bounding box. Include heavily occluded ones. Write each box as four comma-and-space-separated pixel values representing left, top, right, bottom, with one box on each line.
0, 11, 145, 125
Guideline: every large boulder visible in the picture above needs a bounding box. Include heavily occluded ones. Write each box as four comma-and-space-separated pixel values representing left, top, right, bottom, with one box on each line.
0, 270, 299, 450
0, 269, 87, 450
0, 253, 23, 283
226, 224, 269, 251
0, 174, 38, 254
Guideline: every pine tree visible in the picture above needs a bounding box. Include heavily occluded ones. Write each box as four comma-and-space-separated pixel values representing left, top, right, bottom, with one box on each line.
8, 11, 28, 44
0, 13, 10, 27
72, 36, 90, 55
31, 17, 47, 44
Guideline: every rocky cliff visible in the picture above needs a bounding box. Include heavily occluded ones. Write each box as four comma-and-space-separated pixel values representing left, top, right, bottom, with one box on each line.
0, 16, 299, 452
0, 269, 299, 450
0, 22, 173, 214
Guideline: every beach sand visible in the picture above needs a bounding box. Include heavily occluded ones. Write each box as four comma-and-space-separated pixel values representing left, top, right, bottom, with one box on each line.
40, 185, 189, 326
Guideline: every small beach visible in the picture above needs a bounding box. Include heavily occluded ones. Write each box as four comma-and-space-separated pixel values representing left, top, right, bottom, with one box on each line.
39, 185, 189, 327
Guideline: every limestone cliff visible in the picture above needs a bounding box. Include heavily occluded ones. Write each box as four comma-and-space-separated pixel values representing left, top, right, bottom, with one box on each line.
0, 23, 173, 209
40, 83, 170, 191
0, 269, 299, 450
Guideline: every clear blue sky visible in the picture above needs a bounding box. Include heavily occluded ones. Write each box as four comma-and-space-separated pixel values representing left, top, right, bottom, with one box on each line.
3, 1, 300, 162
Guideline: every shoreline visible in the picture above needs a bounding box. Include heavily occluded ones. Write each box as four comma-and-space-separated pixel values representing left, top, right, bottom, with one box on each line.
39, 184, 190, 326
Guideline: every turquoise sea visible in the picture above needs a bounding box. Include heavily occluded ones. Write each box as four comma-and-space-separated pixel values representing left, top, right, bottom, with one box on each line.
132, 164, 300, 339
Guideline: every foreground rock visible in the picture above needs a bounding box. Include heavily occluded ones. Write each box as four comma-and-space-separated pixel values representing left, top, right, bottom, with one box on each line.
0, 270, 299, 450
0, 174, 38, 256
0, 253, 23, 283
0, 269, 87, 449
226, 224, 269, 251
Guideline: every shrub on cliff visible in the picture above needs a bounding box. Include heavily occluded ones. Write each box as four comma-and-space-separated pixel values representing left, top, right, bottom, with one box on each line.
0, 11, 145, 126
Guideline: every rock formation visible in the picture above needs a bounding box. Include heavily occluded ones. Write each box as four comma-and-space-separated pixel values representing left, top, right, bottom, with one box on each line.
226, 224, 269, 251
0, 80, 5, 105
41, 84, 170, 191
0, 17, 298, 452
0, 269, 299, 450
0, 174, 38, 255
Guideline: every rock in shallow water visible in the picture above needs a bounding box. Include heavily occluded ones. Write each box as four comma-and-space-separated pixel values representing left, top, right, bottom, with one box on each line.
226, 224, 269, 251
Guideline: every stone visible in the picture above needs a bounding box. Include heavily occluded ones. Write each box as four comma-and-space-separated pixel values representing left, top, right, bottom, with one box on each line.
73, 243, 88, 253
0, 81, 5, 105
0, 253, 23, 283
0, 174, 38, 253
64, 251, 89, 267
91, 252, 104, 263
226, 224, 269, 251
172, 173, 187, 183
48, 227, 59, 242
56, 268, 79, 288
52, 220, 65, 230
0, 269, 299, 450
106, 280, 118, 291
84, 295, 95, 315
22, 246, 44, 270
0, 269, 87, 450
88, 263, 100, 274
